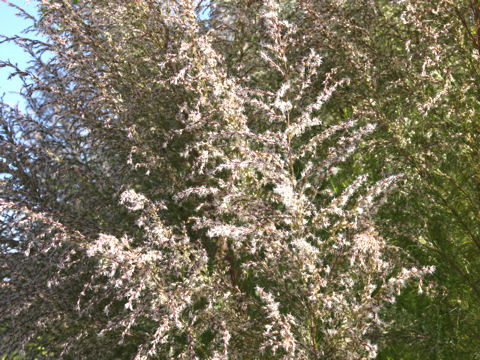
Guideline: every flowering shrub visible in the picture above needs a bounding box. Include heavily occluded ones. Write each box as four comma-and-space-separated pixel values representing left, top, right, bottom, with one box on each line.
0, 0, 436, 358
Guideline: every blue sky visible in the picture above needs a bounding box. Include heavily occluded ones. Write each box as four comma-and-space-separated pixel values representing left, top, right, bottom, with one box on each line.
0, 0, 39, 107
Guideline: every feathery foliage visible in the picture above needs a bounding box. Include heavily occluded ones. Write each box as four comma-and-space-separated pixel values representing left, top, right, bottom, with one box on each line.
2, 0, 480, 359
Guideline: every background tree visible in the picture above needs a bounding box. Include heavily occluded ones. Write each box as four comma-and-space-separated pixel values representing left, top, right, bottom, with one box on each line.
285, 0, 480, 357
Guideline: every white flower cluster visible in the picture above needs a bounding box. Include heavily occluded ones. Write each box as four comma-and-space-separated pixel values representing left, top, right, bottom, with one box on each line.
120, 189, 148, 211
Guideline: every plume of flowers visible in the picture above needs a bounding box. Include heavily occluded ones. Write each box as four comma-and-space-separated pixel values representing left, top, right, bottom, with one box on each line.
0, 1, 434, 359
